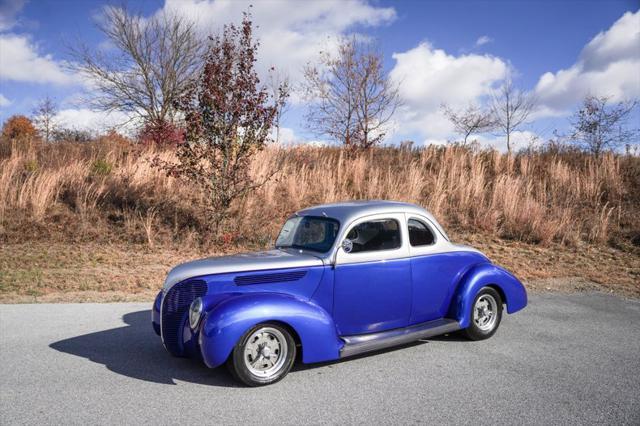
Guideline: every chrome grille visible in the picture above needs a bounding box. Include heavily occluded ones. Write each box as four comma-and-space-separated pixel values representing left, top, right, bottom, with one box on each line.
161, 279, 207, 356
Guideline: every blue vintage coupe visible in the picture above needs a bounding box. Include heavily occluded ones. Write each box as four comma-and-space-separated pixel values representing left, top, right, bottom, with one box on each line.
152, 201, 527, 386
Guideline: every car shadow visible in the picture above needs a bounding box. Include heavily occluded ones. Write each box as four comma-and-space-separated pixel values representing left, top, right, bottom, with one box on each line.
291, 339, 429, 373
50, 310, 466, 386
292, 330, 473, 373
427, 331, 472, 342
49, 310, 241, 388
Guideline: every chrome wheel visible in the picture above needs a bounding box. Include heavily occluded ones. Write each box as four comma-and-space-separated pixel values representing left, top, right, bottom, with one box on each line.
243, 327, 288, 378
473, 294, 498, 332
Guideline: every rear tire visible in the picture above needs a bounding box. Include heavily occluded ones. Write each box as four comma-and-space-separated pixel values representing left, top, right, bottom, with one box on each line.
227, 322, 296, 386
462, 287, 503, 341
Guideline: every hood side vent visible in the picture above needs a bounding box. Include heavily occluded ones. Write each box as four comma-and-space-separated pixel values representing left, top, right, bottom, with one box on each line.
234, 270, 307, 286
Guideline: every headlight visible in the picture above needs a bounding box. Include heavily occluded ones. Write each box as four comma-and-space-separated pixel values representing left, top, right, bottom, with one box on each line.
189, 297, 203, 330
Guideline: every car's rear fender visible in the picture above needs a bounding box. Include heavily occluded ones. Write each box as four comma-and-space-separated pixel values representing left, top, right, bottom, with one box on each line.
449, 263, 527, 328
198, 292, 342, 368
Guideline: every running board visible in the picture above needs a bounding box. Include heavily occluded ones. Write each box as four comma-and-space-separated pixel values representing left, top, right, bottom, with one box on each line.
340, 318, 461, 358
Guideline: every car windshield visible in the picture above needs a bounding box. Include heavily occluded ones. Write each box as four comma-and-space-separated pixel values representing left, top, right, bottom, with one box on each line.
275, 216, 340, 253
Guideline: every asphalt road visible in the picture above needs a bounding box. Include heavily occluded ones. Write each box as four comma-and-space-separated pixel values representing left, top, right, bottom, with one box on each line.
1, 292, 639, 425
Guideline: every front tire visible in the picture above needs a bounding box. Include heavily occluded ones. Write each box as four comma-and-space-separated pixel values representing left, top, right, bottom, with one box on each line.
228, 323, 296, 386
462, 287, 503, 341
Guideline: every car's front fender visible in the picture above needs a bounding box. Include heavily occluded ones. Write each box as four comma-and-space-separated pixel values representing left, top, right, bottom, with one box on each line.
198, 292, 342, 368
450, 263, 527, 328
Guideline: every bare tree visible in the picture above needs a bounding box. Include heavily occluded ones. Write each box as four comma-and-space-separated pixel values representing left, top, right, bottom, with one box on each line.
569, 95, 637, 158
69, 5, 203, 126
303, 37, 400, 149
267, 69, 290, 144
32, 95, 58, 143
490, 76, 536, 153
441, 103, 496, 145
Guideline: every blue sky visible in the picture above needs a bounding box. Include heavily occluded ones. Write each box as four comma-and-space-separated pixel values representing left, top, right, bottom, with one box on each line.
0, 0, 638, 150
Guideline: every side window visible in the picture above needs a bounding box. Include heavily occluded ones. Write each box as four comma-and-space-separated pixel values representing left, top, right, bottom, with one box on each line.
408, 219, 435, 246
345, 219, 401, 253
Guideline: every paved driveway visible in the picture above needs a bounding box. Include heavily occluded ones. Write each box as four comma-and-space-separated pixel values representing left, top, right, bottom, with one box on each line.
1, 292, 639, 425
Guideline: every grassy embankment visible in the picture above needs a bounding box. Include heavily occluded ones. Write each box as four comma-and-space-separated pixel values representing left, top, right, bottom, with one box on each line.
1, 138, 638, 302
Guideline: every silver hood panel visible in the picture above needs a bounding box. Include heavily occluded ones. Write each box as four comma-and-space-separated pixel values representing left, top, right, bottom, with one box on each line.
163, 249, 323, 291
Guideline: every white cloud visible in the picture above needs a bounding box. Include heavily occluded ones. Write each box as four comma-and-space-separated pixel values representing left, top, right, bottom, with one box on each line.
534, 10, 640, 115
420, 131, 541, 153
54, 108, 138, 134
0, 0, 26, 31
420, 138, 449, 147
272, 126, 333, 146
469, 131, 541, 152
160, 0, 396, 84
389, 41, 508, 140
274, 126, 297, 145
475, 35, 492, 47
0, 93, 11, 107
0, 33, 74, 85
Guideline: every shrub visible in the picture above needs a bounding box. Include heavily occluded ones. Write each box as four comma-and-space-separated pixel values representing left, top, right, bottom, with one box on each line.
2, 115, 37, 140
92, 159, 112, 175
24, 160, 38, 172
96, 129, 132, 148
52, 128, 93, 143
138, 120, 185, 147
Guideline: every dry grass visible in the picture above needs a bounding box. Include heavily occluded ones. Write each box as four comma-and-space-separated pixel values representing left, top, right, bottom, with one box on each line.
0, 137, 638, 301
1, 236, 637, 303
1, 138, 638, 246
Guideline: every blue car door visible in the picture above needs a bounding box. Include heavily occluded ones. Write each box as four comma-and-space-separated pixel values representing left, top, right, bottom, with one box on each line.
405, 214, 482, 324
332, 214, 412, 336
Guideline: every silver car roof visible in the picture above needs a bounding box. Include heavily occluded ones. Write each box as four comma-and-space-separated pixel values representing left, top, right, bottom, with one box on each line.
295, 200, 449, 241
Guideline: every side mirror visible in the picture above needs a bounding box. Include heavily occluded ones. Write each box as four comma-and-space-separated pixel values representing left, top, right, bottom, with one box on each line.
341, 238, 353, 253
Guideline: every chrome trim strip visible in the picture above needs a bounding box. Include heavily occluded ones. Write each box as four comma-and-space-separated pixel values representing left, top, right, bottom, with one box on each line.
339, 318, 461, 358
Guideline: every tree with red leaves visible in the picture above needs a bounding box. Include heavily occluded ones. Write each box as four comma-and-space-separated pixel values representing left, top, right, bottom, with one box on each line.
159, 13, 288, 232
138, 120, 185, 147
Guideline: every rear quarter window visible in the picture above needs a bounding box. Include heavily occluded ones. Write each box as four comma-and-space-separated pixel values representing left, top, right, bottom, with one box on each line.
408, 218, 435, 246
